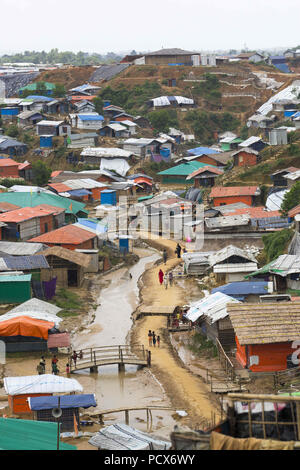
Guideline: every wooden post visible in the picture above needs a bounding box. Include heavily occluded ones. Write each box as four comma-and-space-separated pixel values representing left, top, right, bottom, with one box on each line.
125, 410, 129, 425
147, 350, 151, 367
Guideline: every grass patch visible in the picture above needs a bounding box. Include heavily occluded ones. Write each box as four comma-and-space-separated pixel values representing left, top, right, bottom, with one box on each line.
187, 332, 218, 358
54, 288, 83, 317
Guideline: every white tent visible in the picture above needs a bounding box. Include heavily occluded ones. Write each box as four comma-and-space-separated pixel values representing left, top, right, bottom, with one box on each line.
4, 374, 83, 396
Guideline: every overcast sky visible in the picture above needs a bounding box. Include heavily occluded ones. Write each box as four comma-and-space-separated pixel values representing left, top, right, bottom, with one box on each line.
1, 0, 300, 55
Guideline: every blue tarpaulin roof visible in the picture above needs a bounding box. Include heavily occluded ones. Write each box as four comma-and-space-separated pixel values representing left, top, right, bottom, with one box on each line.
24, 95, 53, 102
212, 281, 269, 300
29, 394, 97, 411
187, 147, 220, 156
78, 114, 104, 121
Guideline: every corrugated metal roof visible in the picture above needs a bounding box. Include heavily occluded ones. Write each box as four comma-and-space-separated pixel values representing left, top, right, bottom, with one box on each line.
29, 224, 96, 245
209, 245, 257, 266
185, 292, 240, 323
212, 281, 269, 298
3, 255, 49, 271
0, 241, 46, 255
205, 215, 250, 229
0, 274, 31, 282
80, 147, 133, 158
210, 186, 260, 198
187, 146, 221, 156
78, 114, 104, 121
0, 192, 87, 216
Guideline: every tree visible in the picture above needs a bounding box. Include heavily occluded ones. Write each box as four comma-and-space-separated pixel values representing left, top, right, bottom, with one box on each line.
281, 181, 300, 215
93, 96, 104, 114
6, 125, 19, 138
54, 83, 66, 98
32, 160, 51, 186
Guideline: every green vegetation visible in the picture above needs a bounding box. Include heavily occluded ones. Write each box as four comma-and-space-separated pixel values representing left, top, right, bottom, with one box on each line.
188, 332, 218, 358
185, 110, 240, 143
93, 96, 104, 114
5, 124, 19, 138
148, 109, 179, 133
281, 181, 300, 215
192, 73, 221, 103
0, 178, 28, 188
0, 49, 122, 65
261, 229, 294, 263
32, 160, 51, 186
21, 81, 66, 98
99, 81, 162, 114
54, 288, 82, 317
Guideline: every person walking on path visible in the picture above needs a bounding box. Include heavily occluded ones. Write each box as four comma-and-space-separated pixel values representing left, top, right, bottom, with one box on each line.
51, 355, 58, 371
164, 275, 168, 290
152, 332, 157, 348
175, 243, 182, 259
168, 271, 173, 287
148, 330, 153, 347
158, 269, 164, 285
40, 356, 46, 374
52, 362, 59, 375
66, 363, 70, 375
157, 336, 161, 348
163, 249, 167, 265
72, 351, 78, 367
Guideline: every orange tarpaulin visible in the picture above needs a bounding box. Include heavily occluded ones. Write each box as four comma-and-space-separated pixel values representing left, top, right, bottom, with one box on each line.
134, 177, 153, 186
0, 316, 54, 340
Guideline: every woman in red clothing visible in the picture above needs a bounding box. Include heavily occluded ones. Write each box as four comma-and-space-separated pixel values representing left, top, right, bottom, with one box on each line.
158, 269, 164, 285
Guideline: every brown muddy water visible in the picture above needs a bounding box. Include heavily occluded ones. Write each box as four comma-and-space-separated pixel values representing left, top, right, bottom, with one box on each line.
71, 251, 179, 438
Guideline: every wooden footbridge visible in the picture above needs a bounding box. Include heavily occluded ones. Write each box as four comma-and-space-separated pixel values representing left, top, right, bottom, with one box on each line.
69, 344, 151, 373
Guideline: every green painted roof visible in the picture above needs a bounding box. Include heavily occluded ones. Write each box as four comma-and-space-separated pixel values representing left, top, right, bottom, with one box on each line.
0, 274, 31, 282
0, 418, 76, 450
158, 161, 215, 176
0, 192, 87, 216
20, 82, 56, 91
245, 260, 283, 278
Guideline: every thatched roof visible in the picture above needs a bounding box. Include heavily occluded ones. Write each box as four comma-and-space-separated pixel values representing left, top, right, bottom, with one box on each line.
38, 246, 92, 268
228, 302, 300, 345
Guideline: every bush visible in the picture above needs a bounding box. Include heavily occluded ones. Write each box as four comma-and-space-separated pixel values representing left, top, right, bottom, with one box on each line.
32, 160, 51, 186
5, 124, 19, 138
281, 181, 300, 215
262, 229, 293, 262
148, 109, 178, 133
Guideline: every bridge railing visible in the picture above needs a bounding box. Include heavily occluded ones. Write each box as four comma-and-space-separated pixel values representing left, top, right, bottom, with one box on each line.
69, 344, 149, 369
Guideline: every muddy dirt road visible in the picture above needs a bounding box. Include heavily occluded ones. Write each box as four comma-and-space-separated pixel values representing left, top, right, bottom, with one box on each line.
133, 237, 222, 429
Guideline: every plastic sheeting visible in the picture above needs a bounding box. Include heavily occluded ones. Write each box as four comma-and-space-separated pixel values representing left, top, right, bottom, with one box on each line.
28, 394, 97, 411
185, 292, 240, 323
0, 418, 76, 450
89, 423, 171, 450
4, 374, 83, 396
0, 316, 54, 339
266, 189, 289, 211
100, 158, 130, 177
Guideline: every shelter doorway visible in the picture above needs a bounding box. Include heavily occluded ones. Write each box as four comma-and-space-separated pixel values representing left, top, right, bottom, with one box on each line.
67, 269, 78, 287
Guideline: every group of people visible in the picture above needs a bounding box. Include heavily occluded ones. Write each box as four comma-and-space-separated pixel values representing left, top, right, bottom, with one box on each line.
148, 330, 160, 348
158, 269, 173, 289
36, 350, 84, 376
36, 355, 59, 375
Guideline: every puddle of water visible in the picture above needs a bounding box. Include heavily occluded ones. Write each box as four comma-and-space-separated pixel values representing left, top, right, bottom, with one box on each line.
71, 252, 178, 438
